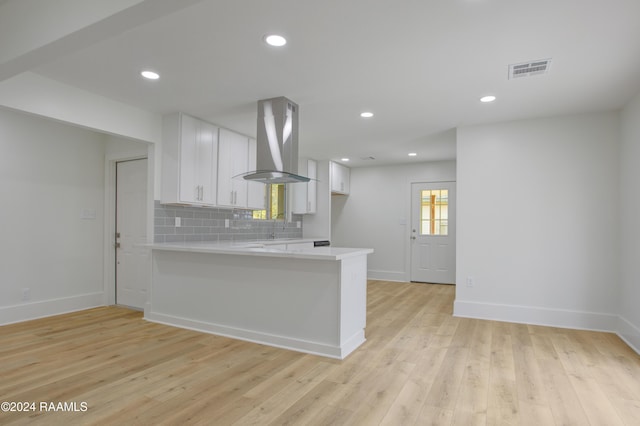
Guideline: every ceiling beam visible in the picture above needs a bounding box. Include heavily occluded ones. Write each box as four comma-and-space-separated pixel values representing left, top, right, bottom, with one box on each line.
0, 0, 205, 82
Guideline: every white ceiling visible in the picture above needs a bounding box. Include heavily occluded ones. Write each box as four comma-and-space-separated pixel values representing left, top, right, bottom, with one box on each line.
27, 0, 640, 166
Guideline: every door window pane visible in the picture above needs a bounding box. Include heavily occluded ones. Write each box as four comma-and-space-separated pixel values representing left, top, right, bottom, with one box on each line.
419, 189, 448, 235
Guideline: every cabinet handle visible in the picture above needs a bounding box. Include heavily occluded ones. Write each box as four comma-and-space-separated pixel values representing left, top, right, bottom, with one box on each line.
200, 185, 204, 201
196, 185, 200, 201
230, 190, 234, 205
234, 191, 237, 205
308, 201, 311, 212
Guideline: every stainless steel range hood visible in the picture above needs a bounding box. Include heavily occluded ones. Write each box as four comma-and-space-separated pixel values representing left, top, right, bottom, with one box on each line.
242, 96, 310, 184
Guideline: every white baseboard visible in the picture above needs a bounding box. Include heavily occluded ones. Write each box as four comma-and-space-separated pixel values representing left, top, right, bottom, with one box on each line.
340, 330, 366, 359
453, 300, 618, 332
0, 292, 105, 325
368, 270, 407, 282
145, 311, 362, 360
616, 316, 640, 356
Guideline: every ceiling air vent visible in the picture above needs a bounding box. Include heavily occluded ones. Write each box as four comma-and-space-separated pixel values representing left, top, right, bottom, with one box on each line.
360, 156, 376, 161
508, 59, 551, 79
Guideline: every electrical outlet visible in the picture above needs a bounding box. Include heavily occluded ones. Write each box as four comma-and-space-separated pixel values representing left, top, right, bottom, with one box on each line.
466, 276, 474, 288
22, 288, 31, 301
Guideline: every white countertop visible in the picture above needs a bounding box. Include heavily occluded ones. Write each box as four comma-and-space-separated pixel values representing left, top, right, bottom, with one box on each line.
147, 239, 373, 261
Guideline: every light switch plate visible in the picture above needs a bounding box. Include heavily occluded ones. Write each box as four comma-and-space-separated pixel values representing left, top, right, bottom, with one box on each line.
80, 208, 96, 220
175, 217, 181, 227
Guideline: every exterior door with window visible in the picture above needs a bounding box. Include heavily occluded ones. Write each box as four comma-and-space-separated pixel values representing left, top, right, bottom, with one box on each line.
410, 182, 456, 284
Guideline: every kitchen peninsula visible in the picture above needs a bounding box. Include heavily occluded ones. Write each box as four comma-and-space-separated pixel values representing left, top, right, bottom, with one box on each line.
145, 240, 373, 359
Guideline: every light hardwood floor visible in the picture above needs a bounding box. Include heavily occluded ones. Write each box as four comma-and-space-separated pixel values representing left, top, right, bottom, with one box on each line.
1, 280, 639, 425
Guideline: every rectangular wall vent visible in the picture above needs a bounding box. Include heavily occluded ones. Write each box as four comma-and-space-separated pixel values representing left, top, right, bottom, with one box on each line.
508, 59, 551, 79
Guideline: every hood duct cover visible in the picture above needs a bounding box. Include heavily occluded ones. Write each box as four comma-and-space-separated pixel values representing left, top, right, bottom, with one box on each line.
242, 96, 310, 184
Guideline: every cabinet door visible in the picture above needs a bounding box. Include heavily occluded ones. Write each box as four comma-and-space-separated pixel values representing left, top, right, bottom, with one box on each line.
291, 159, 308, 214
330, 162, 340, 193
179, 114, 199, 203
218, 128, 249, 207
161, 113, 218, 206
292, 158, 317, 214
307, 159, 317, 213
196, 121, 218, 205
247, 138, 266, 210
330, 161, 350, 195
341, 165, 350, 194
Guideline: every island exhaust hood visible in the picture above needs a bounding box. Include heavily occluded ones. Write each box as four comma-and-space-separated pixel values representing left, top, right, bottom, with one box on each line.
242, 96, 310, 184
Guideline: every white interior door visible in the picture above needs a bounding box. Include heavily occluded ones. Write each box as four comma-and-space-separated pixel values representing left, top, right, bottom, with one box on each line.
116, 159, 148, 308
410, 182, 456, 284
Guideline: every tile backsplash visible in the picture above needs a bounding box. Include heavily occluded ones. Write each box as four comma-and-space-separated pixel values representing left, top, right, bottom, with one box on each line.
154, 201, 303, 243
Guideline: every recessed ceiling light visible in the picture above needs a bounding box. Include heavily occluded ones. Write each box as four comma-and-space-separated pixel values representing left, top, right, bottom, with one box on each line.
360, 112, 374, 118
264, 34, 287, 47
480, 95, 496, 103
140, 70, 160, 80
408, 152, 417, 157
341, 158, 350, 162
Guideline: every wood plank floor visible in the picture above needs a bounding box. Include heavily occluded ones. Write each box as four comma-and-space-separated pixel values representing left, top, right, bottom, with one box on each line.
1, 280, 639, 425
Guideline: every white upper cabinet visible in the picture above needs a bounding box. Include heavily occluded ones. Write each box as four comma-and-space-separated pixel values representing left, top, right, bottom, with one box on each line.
217, 129, 265, 209
330, 161, 350, 195
292, 158, 317, 214
161, 113, 218, 206
246, 138, 266, 210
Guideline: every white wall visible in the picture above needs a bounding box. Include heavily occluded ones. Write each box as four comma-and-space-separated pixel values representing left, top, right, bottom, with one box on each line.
332, 161, 456, 281
455, 112, 620, 330
105, 135, 149, 159
0, 107, 107, 324
0, 73, 163, 199
619, 91, 640, 352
